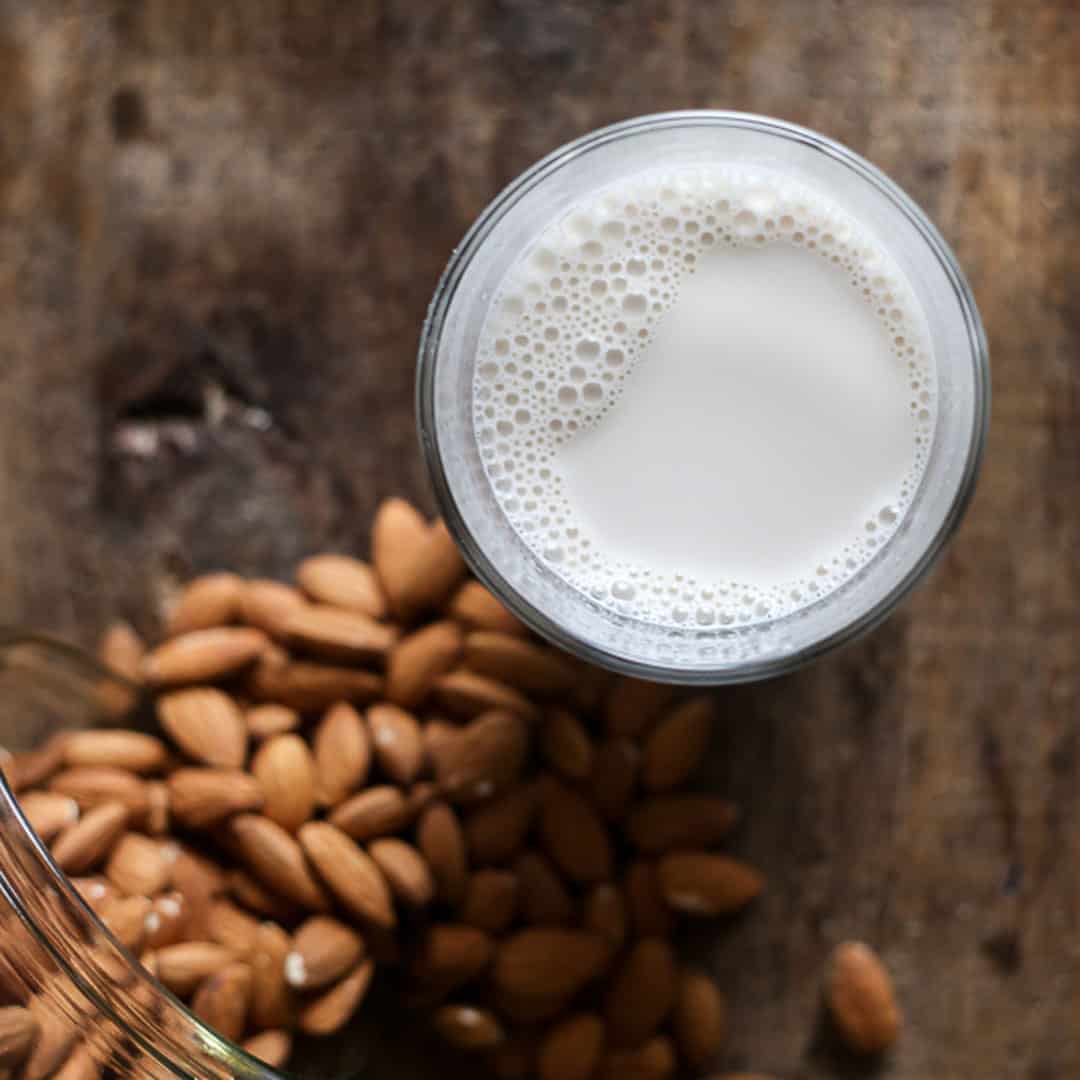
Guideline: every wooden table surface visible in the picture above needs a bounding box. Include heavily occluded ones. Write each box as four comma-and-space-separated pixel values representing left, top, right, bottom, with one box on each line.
1, 2, 1078, 1078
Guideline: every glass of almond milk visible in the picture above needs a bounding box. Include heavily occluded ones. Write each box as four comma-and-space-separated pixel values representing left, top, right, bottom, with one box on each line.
418, 112, 989, 682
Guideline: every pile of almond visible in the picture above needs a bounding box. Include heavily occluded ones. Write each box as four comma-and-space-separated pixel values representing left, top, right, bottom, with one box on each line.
0, 497, 900, 1079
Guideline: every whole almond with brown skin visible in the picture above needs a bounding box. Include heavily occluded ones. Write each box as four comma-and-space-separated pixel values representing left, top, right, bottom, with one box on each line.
250, 922, 292, 1031
826, 941, 902, 1054
51, 802, 128, 874
49, 767, 148, 819
106, 832, 171, 896
313, 702, 370, 806
71, 876, 115, 913
157, 688, 248, 769
142, 627, 268, 687
18, 792, 79, 841
541, 708, 593, 780
239, 579, 307, 635
605, 938, 677, 1047
242, 1029, 292, 1069
513, 852, 575, 926
370, 838, 435, 908
433, 1004, 505, 1050
297, 554, 388, 618
460, 869, 519, 934
168, 768, 264, 828
165, 573, 244, 636
368, 703, 424, 785
624, 860, 674, 938
385, 620, 463, 709
583, 883, 628, 950
246, 704, 301, 741
170, 846, 227, 938
642, 696, 716, 792
626, 795, 739, 853
251, 734, 316, 833
588, 739, 640, 822
411, 924, 493, 989
462, 632, 577, 695
447, 580, 527, 637
227, 870, 299, 923
372, 498, 433, 613
537, 1012, 605, 1080
229, 814, 330, 912
417, 801, 468, 906
96, 621, 144, 719
433, 671, 540, 722
494, 929, 610, 1001
596, 1035, 676, 1080
464, 782, 538, 865
144, 891, 188, 949
156, 942, 237, 997
385, 517, 467, 622
430, 709, 530, 804
207, 899, 261, 956
100, 894, 152, 951
298, 822, 396, 928
63, 731, 167, 775
673, 969, 727, 1068
4, 735, 69, 794
248, 647, 384, 710
191, 961, 252, 1042
282, 604, 397, 664
656, 853, 764, 916
0, 1005, 38, 1069
329, 786, 412, 841
298, 959, 375, 1036
604, 678, 676, 739
145, 780, 170, 835
539, 778, 613, 884
286, 916, 366, 991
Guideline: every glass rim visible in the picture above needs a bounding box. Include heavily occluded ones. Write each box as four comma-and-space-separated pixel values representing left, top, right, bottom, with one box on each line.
417, 110, 990, 684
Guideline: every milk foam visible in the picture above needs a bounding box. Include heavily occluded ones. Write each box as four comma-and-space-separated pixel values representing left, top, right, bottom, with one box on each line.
472, 166, 936, 628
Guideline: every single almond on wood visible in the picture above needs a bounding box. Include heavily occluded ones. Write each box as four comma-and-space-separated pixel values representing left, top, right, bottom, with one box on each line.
416, 802, 468, 907
286, 916, 366, 991
541, 708, 594, 780
298, 822, 396, 928
0, 1006, 39, 1070
49, 767, 148, 819
191, 961, 252, 1042
51, 801, 129, 874
156, 942, 237, 998
626, 795, 739, 853
433, 671, 540, 722
313, 702, 371, 806
463, 782, 538, 866
493, 928, 610, 1002
537, 1012, 605, 1080
656, 852, 764, 916
229, 814, 330, 912
238, 579, 307, 636
281, 604, 397, 664
433, 1004, 505, 1051
447, 580, 527, 637
538, 778, 614, 884
246, 703, 301, 741
106, 832, 172, 896
63, 731, 167, 775
604, 938, 677, 1048
18, 792, 79, 841
250, 922, 292, 1031
460, 869, 519, 935
429, 709, 530, 804
298, 959, 376, 1036
242, 1029, 292, 1069
168, 768, 264, 828
595, 1034, 676, 1080
251, 734, 316, 833
297, 554, 388, 618
513, 852, 575, 926
587, 739, 640, 822
462, 632, 577, 695
157, 688, 248, 769
248, 647, 384, 710
370, 838, 435, 908
328, 785, 412, 841
142, 627, 268, 687
367, 703, 424, 786
642, 696, 716, 792
673, 969, 727, 1068
826, 941, 902, 1054
165, 573, 244, 636
385, 620, 463, 709
604, 678, 676, 739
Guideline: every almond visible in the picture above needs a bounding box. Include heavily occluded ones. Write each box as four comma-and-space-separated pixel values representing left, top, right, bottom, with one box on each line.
462, 632, 577, 695
96, 621, 145, 718
229, 814, 330, 912
367, 703, 424, 785
227, 870, 299, 923
416, 802, 468, 906
144, 780, 170, 835
105, 833, 171, 896
411, 924, 493, 989
100, 895, 152, 951
641, 696, 715, 792
248, 647, 384, 709
656, 853, 764, 916
433, 1004, 505, 1050
541, 708, 594, 780
313, 702, 371, 806
191, 961, 252, 1041
460, 869, 519, 934
537, 1013, 605, 1080
513, 852, 575, 926
281, 604, 397, 664
826, 941, 902, 1054
447, 580, 527, 637
18, 792, 79, 841
624, 860, 674, 938
22, 994, 79, 1080
605, 938, 677, 1047
50, 1042, 99, 1080
595, 1034, 676, 1080
298, 822, 396, 928
604, 678, 676, 739
433, 671, 540, 721
71, 876, 116, 914
296, 553, 388, 618
673, 969, 727, 1068
328, 786, 412, 841
63, 731, 167, 775
538, 778, 613, 884
0, 1005, 39, 1069
165, 573, 244, 636
374, 502, 465, 620
251, 734, 316, 833
238, 579, 307, 635
51, 802, 128, 874
168, 768, 264, 829
298, 959, 375, 1036
385, 620, 464, 708
157, 688, 248, 769
583, 883, 627, 950
49, 767, 148, 819
242, 1029, 292, 1069
4, 735, 69, 794
156, 942, 237, 998
142, 627, 268, 686
286, 916, 366, 991
169, 845, 227, 938
206, 899, 261, 956
143, 891, 188, 949
370, 838, 435, 908
250, 922, 292, 1031
626, 795, 739, 853
429, 709, 530, 804
587, 738, 640, 822
493, 929, 610, 1001
246, 703, 301, 741
463, 782, 538, 866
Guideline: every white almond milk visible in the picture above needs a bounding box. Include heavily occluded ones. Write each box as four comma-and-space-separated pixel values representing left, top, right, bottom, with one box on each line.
472, 166, 936, 628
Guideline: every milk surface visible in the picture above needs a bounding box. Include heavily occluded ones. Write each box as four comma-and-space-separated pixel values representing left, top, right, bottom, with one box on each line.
473, 166, 935, 627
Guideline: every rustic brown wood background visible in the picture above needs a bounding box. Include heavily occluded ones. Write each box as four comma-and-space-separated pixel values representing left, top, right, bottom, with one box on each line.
1, 1, 1078, 1078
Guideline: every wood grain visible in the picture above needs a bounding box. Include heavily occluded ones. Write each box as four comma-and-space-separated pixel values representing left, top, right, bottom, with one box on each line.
1, 2, 1078, 1077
